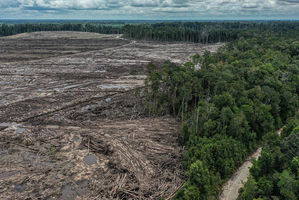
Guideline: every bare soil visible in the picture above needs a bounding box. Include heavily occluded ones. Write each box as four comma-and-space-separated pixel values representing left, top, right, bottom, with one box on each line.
0, 32, 223, 199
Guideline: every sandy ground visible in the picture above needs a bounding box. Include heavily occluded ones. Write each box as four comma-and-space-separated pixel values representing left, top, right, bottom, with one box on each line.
0, 32, 224, 199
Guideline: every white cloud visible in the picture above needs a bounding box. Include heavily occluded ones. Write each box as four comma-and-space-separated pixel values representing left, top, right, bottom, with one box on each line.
0, 0, 298, 19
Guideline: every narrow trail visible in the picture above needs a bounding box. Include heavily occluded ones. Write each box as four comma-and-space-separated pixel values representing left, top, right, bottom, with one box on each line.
218, 128, 284, 200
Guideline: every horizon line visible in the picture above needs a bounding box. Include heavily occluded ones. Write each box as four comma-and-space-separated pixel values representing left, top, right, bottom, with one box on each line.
1, 19, 299, 21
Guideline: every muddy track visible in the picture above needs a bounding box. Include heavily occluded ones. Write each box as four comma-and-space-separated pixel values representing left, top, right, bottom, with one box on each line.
218, 128, 284, 200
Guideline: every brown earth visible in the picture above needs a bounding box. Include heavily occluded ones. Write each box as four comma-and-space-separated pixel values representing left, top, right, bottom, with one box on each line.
0, 32, 224, 199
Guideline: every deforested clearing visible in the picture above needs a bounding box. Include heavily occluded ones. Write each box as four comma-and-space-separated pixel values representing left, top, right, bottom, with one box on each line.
0, 32, 223, 199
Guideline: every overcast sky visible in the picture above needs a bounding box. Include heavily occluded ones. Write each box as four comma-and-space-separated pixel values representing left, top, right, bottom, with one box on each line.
0, 0, 299, 20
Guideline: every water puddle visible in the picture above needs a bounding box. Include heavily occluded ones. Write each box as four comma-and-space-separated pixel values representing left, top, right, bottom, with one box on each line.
13, 183, 27, 193
0, 122, 12, 127
60, 184, 77, 200
72, 136, 80, 142
77, 180, 89, 188
55, 84, 83, 91
11, 87, 28, 91
0, 99, 8, 106
99, 84, 134, 90
16, 128, 26, 134
0, 81, 9, 85
61, 84, 82, 90
83, 154, 97, 166
48, 81, 58, 85
121, 75, 147, 80
60, 180, 89, 200
95, 70, 107, 73
81, 105, 97, 111
96, 100, 103, 105
17, 95, 24, 99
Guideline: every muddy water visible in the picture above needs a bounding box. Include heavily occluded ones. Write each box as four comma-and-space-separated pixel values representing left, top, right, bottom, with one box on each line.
0, 81, 9, 85
83, 154, 97, 166
13, 183, 27, 193
60, 180, 89, 200
99, 84, 135, 89
16, 128, 26, 133
0, 122, 12, 127
60, 184, 77, 200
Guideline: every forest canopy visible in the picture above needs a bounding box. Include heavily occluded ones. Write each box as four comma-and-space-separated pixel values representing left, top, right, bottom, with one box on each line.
143, 23, 298, 199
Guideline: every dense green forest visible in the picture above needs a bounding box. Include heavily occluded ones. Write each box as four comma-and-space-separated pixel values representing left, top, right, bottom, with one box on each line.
122, 21, 299, 43
143, 26, 298, 199
1, 21, 299, 44
238, 114, 299, 200
0, 23, 122, 36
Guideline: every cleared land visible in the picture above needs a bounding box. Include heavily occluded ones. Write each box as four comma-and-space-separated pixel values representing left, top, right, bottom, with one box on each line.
0, 32, 223, 199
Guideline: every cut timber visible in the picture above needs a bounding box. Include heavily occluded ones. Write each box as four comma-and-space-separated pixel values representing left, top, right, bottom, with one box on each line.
0, 32, 224, 199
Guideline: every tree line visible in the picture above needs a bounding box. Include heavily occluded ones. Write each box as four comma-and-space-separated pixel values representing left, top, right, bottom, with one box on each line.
122, 21, 299, 43
144, 25, 298, 199
0, 23, 122, 36
1, 21, 299, 45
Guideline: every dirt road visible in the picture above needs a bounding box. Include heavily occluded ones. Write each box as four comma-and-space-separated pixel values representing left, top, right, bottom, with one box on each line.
219, 128, 284, 200
218, 148, 262, 200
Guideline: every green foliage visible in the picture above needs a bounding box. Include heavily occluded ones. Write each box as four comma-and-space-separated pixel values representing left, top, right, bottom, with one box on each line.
238, 176, 258, 200
184, 135, 247, 179
176, 184, 201, 200
240, 124, 299, 200
187, 161, 213, 195
123, 21, 299, 44
281, 113, 299, 138
278, 170, 298, 200
0, 23, 122, 36
143, 24, 299, 200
